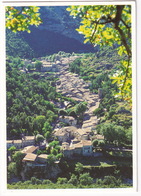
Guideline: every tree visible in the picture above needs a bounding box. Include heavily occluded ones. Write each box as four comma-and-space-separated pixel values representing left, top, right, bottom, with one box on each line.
8, 162, 17, 176
67, 5, 132, 105
49, 140, 60, 148
44, 131, 51, 141
36, 134, 45, 143
12, 151, 25, 175
99, 123, 127, 145
68, 174, 78, 185
75, 102, 87, 119
8, 145, 16, 156
75, 162, 83, 175
79, 173, 93, 186
35, 60, 43, 72
34, 115, 46, 133
5, 6, 42, 33
57, 177, 68, 184
42, 121, 52, 134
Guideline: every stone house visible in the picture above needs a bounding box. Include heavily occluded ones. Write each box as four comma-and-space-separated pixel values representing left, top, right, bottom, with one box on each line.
61, 139, 93, 157
61, 142, 73, 158
37, 154, 49, 163
59, 116, 77, 126
53, 126, 77, 143
22, 153, 37, 167
7, 136, 36, 149
7, 140, 14, 149
53, 128, 70, 143
22, 136, 36, 147
7, 140, 23, 149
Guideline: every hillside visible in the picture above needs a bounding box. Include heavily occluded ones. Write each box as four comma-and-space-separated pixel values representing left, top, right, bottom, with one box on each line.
6, 6, 95, 58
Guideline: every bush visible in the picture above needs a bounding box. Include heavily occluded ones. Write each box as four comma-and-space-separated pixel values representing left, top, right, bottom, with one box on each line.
31, 177, 37, 185
79, 173, 93, 186
68, 174, 78, 185
23, 180, 31, 185
92, 139, 99, 147
42, 179, 52, 184
57, 177, 68, 184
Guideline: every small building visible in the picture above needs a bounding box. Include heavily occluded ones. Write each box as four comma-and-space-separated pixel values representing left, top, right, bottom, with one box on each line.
22, 136, 35, 147
7, 140, 14, 149
22, 153, 37, 167
37, 154, 48, 163
11, 140, 23, 149
59, 116, 77, 126
7, 136, 36, 149
21, 145, 38, 154
53, 128, 69, 143
53, 126, 77, 143
82, 140, 93, 156
62, 140, 93, 157
61, 142, 73, 158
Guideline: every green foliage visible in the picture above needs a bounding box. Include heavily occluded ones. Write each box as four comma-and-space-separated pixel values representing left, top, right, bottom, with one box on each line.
6, 30, 34, 59
36, 134, 45, 143
6, 6, 42, 33
93, 107, 104, 118
98, 123, 128, 145
8, 162, 17, 176
57, 177, 68, 184
96, 176, 122, 187
67, 5, 132, 105
35, 60, 43, 71
92, 139, 99, 147
75, 102, 87, 119
42, 121, 52, 134
12, 151, 24, 164
42, 179, 52, 184
75, 162, 83, 175
79, 173, 93, 186
6, 59, 60, 139
8, 146, 16, 153
68, 174, 78, 185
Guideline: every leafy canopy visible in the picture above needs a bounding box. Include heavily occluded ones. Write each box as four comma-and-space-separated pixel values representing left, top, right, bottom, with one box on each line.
67, 5, 132, 105
6, 6, 42, 33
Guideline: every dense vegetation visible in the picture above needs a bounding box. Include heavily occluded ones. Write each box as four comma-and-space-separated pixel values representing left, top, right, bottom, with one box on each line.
8, 159, 132, 189
7, 49, 132, 188
8, 176, 131, 189
69, 47, 132, 147
6, 55, 79, 140
6, 30, 35, 59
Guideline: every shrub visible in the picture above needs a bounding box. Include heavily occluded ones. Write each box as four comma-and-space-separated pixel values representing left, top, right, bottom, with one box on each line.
42, 179, 52, 185
79, 173, 93, 186
68, 174, 78, 185
31, 177, 37, 185
57, 177, 68, 184
92, 139, 99, 147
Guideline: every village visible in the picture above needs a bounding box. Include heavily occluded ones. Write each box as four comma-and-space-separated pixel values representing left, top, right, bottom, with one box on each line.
7, 55, 105, 177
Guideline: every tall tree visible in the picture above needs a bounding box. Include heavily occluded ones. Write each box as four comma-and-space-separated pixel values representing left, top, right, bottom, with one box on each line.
67, 5, 132, 105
